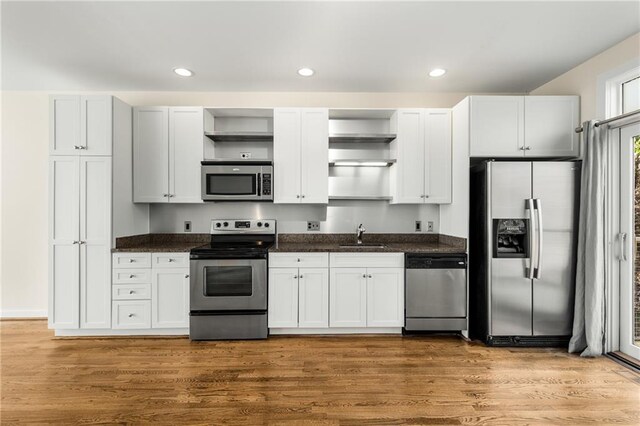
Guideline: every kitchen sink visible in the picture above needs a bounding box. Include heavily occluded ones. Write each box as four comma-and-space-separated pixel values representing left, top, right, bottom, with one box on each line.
338, 244, 387, 249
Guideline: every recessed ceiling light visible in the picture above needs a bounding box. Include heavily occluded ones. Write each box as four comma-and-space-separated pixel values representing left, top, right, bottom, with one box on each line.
429, 68, 447, 78
173, 68, 193, 77
297, 68, 315, 77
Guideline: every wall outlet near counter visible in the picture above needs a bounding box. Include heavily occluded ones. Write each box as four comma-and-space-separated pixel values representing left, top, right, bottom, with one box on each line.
427, 221, 434, 232
184, 221, 192, 232
307, 221, 320, 231
415, 221, 422, 232
240, 152, 252, 159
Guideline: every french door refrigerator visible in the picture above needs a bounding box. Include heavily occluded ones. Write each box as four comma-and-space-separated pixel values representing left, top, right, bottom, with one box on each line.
470, 161, 580, 346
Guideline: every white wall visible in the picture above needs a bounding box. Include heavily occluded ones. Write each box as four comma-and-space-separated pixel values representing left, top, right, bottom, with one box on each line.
1, 90, 482, 316
531, 32, 640, 120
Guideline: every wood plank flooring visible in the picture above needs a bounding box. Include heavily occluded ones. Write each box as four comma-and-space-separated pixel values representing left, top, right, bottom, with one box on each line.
1, 320, 639, 425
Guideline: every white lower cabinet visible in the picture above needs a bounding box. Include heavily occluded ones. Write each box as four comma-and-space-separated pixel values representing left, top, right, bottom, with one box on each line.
112, 252, 189, 331
268, 252, 404, 332
152, 268, 190, 328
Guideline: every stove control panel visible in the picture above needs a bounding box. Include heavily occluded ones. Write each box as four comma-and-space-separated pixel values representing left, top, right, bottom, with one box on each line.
210, 219, 276, 234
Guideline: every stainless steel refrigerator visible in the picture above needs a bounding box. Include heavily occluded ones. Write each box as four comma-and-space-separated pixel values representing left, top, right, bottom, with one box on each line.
469, 161, 580, 346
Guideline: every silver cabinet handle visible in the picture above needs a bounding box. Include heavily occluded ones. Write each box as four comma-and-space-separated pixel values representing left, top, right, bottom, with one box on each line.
185, 274, 190, 278
74, 145, 80, 150
168, 258, 175, 262
163, 194, 169, 198
368, 274, 372, 278
525, 146, 531, 150
79, 241, 86, 245
362, 274, 366, 278
301, 195, 305, 198
293, 275, 298, 279
168, 194, 174, 198
72, 241, 79, 244
129, 274, 135, 278
128, 313, 135, 318
299, 274, 304, 279
519, 147, 525, 151
533, 199, 543, 279
129, 290, 135, 294
525, 198, 536, 279
424, 195, 429, 199
129, 259, 135, 263
619, 232, 628, 261
296, 195, 300, 198
297, 258, 301, 262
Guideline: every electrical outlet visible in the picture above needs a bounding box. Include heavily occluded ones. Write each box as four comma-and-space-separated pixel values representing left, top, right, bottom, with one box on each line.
415, 221, 422, 232
307, 221, 320, 231
184, 221, 192, 232
427, 221, 434, 232
240, 152, 252, 159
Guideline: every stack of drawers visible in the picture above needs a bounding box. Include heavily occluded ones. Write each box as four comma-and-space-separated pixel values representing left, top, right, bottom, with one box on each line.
112, 253, 153, 329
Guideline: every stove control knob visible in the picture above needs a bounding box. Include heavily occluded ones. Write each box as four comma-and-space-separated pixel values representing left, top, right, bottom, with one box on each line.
257, 222, 262, 227
264, 222, 270, 228
215, 222, 221, 228
223, 222, 229, 227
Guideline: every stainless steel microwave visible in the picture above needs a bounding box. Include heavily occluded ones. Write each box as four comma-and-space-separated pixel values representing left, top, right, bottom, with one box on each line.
201, 161, 273, 201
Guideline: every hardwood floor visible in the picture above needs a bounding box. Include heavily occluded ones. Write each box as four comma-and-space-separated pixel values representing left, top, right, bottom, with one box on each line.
1, 320, 639, 425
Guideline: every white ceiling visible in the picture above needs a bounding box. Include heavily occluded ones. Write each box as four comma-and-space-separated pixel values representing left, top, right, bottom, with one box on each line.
2, 1, 639, 93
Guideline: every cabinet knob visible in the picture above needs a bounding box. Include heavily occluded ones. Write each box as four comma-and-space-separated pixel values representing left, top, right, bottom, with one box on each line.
368, 274, 372, 278
362, 274, 366, 278
79, 241, 86, 245
293, 275, 298, 279
525, 146, 531, 150
296, 195, 300, 198
129, 259, 135, 263
299, 274, 304, 279
425, 195, 429, 199
74, 146, 80, 150
128, 313, 135, 318
163, 194, 169, 198
129, 290, 135, 294
168, 258, 175, 262
169, 194, 175, 198
301, 195, 305, 198
129, 274, 135, 278
73, 241, 79, 244
185, 274, 190, 278
297, 258, 301, 262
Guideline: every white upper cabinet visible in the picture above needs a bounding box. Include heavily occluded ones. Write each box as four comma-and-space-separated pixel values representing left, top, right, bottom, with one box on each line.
424, 109, 452, 204
133, 107, 203, 203
50, 95, 112, 156
525, 96, 580, 157
469, 96, 525, 157
170, 108, 204, 203
391, 109, 452, 204
273, 108, 328, 204
468, 96, 580, 158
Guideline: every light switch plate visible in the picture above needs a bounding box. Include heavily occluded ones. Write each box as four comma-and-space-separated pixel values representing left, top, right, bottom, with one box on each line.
307, 221, 320, 231
427, 221, 434, 232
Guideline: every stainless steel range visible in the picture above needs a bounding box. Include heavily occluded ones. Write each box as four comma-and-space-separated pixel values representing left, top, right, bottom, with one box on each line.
189, 219, 276, 340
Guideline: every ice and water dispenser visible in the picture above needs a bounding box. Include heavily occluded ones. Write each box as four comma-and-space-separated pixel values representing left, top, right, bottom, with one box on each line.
493, 219, 529, 258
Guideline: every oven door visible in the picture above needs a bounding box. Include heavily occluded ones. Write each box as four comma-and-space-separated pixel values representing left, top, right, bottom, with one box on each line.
190, 258, 267, 311
201, 165, 261, 201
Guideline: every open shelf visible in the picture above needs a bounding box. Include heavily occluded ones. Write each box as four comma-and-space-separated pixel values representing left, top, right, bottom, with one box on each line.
204, 131, 274, 142
329, 133, 396, 144
329, 159, 396, 167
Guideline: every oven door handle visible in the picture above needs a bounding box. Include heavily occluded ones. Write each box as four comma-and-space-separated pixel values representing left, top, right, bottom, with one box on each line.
257, 173, 261, 197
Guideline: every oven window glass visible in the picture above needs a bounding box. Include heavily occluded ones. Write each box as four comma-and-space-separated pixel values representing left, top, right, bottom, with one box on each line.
206, 174, 256, 195
204, 266, 253, 297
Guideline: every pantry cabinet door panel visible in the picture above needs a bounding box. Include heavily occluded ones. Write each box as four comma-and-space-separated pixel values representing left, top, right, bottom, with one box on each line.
300, 108, 329, 204
424, 109, 452, 204
81, 95, 112, 156
391, 110, 425, 203
50, 95, 81, 155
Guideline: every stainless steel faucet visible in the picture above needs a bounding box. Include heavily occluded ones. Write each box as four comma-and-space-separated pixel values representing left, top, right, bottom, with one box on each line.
356, 223, 366, 245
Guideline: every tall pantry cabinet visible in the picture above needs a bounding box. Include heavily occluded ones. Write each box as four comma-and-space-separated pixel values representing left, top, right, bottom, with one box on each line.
49, 95, 146, 330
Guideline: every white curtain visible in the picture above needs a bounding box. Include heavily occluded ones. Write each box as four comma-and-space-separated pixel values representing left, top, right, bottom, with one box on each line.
569, 120, 607, 356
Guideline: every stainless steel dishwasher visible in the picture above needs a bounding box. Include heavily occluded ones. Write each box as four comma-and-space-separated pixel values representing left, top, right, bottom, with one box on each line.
404, 253, 467, 332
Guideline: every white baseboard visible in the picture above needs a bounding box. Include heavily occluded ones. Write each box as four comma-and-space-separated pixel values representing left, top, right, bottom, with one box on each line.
55, 328, 188, 337
0, 309, 47, 319
269, 327, 402, 335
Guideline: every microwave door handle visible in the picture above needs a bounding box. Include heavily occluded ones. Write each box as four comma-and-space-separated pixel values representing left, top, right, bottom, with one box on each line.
257, 173, 261, 197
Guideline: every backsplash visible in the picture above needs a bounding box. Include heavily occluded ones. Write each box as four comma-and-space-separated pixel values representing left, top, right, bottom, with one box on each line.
149, 201, 439, 234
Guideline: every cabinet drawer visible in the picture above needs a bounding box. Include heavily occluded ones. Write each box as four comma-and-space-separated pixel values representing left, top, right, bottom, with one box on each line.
330, 253, 404, 268
152, 253, 189, 268
112, 300, 151, 329
113, 268, 152, 284
113, 253, 152, 269
269, 252, 329, 268
112, 284, 152, 300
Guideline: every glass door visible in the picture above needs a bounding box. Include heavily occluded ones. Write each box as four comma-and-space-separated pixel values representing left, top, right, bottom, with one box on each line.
619, 121, 640, 361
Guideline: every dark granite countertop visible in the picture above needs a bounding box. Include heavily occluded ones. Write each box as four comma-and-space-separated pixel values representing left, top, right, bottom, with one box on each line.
270, 233, 466, 254
111, 234, 209, 253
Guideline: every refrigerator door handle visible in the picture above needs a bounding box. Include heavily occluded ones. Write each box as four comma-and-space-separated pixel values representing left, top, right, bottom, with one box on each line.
526, 198, 536, 279
533, 199, 543, 279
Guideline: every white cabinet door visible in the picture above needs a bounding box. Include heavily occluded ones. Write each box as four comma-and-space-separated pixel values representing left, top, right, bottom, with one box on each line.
391, 109, 424, 204
424, 109, 452, 204
469, 96, 525, 157
298, 268, 329, 328
366, 268, 404, 327
152, 268, 189, 328
273, 108, 302, 203
79, 157, 112, 329
80, 96, 112, 156
169, 107, 204, 203
268, 268, 299, 327
134, 107, 169, 202
49, 156, 80, 329
300, 108, 329, 204
525, 96, 580, 158
330, 268, 367, 327
50, 95, 81, 155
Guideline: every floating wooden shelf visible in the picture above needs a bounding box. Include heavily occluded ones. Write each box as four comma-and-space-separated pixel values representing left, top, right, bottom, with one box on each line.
329, 133, 396, 144
204, 131, 274, 142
